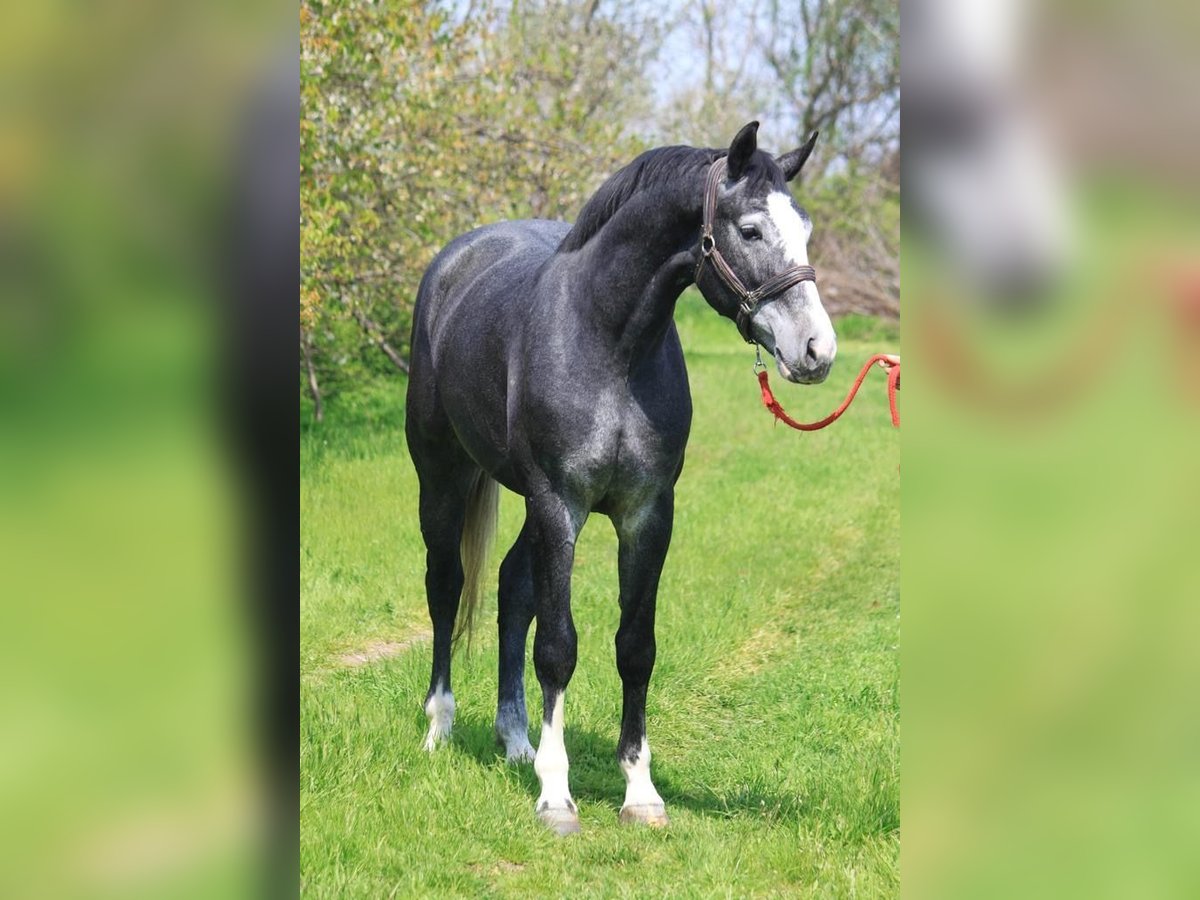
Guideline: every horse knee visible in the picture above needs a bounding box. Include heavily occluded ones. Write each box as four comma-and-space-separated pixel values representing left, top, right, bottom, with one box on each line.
533, 620, 577, 689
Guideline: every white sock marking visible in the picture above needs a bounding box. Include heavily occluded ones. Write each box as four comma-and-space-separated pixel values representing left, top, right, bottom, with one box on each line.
423, 686, 455, 751
620, 739, 665, 810
496, 715, 536, 763
533, 694, 574, 813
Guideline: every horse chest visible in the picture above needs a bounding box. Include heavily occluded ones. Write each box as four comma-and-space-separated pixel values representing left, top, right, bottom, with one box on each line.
530, 385, 686, 500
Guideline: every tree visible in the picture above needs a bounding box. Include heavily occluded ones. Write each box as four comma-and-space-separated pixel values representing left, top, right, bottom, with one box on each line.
300, 0, 657, 414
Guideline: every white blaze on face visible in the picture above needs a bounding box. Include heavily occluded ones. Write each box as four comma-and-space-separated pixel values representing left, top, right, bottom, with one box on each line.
620, 739, 665, 811
762, 191, 836, 369
766, 192, 810, 265
533, 693, 574, 813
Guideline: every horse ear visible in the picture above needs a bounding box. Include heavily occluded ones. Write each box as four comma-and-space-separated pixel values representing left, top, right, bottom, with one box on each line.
726, 121, 759, 180
777, 131, 819, 182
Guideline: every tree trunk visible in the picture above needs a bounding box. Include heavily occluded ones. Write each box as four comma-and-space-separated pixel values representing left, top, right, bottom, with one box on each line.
300, 326, 324, 423
350, 306, 410, 374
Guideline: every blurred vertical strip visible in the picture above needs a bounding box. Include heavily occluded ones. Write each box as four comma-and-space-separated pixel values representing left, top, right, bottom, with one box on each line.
0, 0, 297, 896
903, 0, 1200, 896
226, 37, 301, 900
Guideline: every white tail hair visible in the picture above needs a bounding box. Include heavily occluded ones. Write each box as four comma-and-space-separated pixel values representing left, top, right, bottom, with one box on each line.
453, 471, 499, 651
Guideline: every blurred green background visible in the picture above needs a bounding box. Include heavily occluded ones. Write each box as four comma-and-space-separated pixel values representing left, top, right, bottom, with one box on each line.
0, 1, 284, 896
904, 177, 1200, 897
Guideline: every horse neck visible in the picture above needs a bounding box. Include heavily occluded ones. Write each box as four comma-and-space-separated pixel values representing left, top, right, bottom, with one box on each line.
570, 184, 703, 363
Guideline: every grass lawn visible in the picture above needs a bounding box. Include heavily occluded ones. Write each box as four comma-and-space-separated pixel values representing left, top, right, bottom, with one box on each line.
300, 294, 900, 897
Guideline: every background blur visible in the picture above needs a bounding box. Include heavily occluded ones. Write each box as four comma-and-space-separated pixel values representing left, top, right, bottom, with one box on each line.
903, 0, 1200, 896
1, 1, 292, 896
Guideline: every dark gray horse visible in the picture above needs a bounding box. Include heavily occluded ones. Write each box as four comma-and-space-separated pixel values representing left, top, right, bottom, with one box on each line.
405, 122, 836, 834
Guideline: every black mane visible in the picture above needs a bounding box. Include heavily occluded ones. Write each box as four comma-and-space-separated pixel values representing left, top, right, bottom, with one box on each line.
558, 145, 722, 253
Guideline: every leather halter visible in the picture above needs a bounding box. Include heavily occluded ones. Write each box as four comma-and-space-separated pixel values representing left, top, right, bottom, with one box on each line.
695, 157, 817, 344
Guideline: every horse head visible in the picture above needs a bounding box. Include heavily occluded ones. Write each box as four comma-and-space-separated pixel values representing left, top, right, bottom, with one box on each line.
695, 122, 837, 384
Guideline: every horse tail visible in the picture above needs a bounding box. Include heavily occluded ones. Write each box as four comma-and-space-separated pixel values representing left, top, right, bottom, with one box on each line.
453, 471, 500, 651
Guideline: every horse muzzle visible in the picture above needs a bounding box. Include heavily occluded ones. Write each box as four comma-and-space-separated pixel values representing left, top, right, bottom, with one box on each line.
775, 341, 835, 384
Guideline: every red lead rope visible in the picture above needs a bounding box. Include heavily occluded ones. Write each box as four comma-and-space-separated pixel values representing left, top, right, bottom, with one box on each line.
757, 353, 900, 430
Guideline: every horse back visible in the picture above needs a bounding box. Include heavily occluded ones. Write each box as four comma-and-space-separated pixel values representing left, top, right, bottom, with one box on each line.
412, 220, 569, 352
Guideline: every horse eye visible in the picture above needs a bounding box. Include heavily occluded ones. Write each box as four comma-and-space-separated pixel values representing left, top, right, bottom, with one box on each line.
739, 225, 762, 241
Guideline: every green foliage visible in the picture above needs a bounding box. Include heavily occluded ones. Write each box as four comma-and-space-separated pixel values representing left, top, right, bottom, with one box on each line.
803, 162, 900, 316
300, 0, 652, 405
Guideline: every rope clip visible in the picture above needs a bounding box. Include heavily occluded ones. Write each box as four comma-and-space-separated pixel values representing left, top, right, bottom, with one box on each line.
753, 344, 766, 374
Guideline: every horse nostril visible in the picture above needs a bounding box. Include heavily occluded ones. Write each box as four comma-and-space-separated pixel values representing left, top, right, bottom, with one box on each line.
805, 336, 819, 364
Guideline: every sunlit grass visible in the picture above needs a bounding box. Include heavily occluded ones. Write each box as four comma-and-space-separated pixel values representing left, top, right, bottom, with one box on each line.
300, 296, 900, 896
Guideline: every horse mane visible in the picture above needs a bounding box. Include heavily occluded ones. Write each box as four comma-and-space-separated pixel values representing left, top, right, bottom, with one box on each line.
557, 145, 722, 253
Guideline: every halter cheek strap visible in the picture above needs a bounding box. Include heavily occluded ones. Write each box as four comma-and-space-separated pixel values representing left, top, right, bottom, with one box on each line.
695, 157, 818, 343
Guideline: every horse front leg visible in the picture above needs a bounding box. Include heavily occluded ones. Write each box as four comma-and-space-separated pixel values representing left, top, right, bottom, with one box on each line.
528, 492, 586, 835
613, 489, 674, 826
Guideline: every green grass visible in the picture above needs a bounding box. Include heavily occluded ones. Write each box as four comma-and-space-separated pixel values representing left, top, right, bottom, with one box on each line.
301, 293, 900, 897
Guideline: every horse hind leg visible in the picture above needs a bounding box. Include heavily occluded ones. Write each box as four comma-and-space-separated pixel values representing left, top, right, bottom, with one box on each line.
415, 461, 498, 751
495, 522, 536, 762
418, 476, 465, 751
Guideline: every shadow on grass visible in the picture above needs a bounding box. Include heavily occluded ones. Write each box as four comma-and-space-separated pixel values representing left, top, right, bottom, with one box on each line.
448, 713, 624, 810
447, 712, 894, 839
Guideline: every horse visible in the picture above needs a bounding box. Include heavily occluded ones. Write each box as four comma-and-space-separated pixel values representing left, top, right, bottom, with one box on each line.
405, 122, 836, 834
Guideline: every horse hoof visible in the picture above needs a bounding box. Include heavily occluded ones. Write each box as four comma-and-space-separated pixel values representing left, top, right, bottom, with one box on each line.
537, 806, 581, 836
619, 804, 670, 827
505, 744, 535, 764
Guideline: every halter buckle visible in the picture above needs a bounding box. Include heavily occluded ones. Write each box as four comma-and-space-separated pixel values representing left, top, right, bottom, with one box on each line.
700, 232, 716, 257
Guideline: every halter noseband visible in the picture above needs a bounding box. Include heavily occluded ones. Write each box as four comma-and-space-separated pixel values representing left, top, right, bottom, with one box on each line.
695, 157, 817, 344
